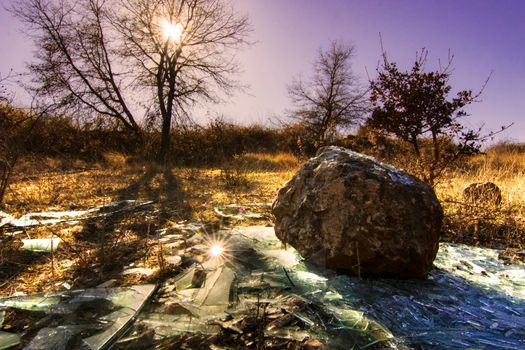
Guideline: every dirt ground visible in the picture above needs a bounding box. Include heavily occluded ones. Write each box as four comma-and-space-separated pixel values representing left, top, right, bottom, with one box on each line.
0, 154, 297, 295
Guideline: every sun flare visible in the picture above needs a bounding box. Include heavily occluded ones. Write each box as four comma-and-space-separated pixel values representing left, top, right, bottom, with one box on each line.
162, 21, 183, 42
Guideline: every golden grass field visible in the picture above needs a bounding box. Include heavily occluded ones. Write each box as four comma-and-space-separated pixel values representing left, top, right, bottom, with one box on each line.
0, 152, 299, 295
1, 148, 524, 295
436, 147, 525, 249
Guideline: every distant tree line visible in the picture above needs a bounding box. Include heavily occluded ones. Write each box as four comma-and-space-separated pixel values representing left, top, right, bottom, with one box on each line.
4, 0, 511, 188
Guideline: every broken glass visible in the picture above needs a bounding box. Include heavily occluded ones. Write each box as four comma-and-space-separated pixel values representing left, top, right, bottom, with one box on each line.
25, 326, 83, 350
21, 238, 62, 253
0, 331, 20, 350
213, 203, 272, 221
82, 308, 136, 350
2, 200, 154, 228
121, 267, 159, 277
172, 222, 204, 233
2, 223, 524, 349
138, 312, 220, 336
0, 212, 14, 228
127, 226, 401, 349
172, 225, 523, 349
0, 285, 156, 350
0, 295, 61, 312
193, 266, 235, 314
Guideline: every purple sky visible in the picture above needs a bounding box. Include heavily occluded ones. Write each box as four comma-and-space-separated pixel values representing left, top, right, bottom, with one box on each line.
1, 0, 524, 141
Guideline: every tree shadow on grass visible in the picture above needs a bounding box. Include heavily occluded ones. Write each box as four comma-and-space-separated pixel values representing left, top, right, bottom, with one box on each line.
70, 208, 164, 288
0, 164, 193, 294
0, 249, 50, 292
66, 166, 193, 287
115, 164, 192, 223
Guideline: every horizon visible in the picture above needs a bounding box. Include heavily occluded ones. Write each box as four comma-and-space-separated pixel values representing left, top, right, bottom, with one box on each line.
1, 0, 524, 142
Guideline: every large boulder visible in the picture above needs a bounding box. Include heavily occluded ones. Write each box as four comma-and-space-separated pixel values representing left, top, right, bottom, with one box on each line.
272, 146, 443, 278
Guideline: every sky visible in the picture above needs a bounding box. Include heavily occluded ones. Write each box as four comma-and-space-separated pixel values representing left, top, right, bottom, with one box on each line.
1, 0, 524, 141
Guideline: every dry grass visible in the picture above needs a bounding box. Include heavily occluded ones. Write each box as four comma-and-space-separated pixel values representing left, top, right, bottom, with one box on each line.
6, 152, 300, 216
0, 152, 300, 295
1, 147, 524, 296
436, 148, 525, 249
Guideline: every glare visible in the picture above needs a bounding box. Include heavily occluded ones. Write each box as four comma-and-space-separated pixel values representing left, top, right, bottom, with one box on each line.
210, 244, 224, 257
295, 271, 328, 282
203, 235, 231, 263
162, 21, 183, 42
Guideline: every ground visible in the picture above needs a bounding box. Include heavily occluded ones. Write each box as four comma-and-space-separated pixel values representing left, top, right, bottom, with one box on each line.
0, 152, 298, 295
0, 150, 524, 296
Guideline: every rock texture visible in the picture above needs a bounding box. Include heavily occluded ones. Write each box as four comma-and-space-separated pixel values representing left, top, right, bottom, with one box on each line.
463, 182, 502, 206
272, 146, 443, 278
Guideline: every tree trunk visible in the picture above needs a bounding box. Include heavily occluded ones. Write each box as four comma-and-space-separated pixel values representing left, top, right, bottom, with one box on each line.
158, 113, 172, 164
0, 158, 13, 204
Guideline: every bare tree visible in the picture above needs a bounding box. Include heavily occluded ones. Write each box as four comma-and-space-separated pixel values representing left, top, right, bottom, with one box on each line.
113, 0, 251, 162
11, 0, 142, 138
0, 72, 13, 203
288, 41, 369, 152
11, 0, 250, 162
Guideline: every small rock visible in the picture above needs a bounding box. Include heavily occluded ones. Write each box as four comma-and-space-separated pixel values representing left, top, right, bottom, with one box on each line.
463, 182, 502, 206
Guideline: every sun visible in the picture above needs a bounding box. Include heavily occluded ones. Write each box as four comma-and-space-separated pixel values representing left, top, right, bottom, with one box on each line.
162, 21, 183, 42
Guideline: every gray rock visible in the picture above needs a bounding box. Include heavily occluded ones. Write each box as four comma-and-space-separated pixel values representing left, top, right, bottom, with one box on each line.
272, 146, 443, 278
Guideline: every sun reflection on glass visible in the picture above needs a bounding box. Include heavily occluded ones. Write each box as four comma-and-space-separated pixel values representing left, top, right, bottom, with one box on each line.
203, 234, 233, 264
210, 244, 224, 257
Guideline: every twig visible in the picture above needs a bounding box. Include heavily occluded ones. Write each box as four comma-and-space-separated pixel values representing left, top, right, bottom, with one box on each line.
282, 267, 296, 287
